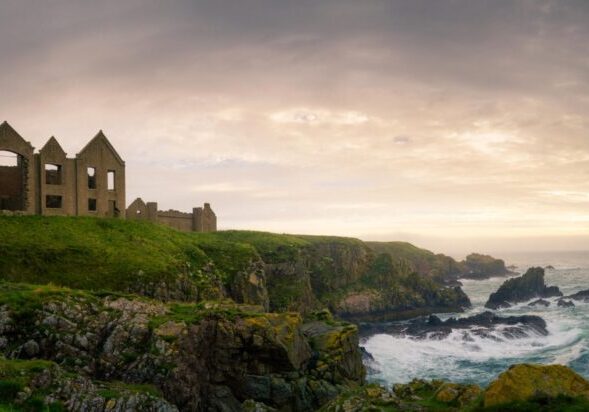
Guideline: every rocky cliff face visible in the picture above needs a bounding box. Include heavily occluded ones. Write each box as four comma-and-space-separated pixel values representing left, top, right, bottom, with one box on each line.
0, 283, 365, 411
257, 237, 471, 321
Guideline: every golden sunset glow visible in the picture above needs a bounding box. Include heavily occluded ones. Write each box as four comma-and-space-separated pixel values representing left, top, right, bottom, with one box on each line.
2, 1, 588, 255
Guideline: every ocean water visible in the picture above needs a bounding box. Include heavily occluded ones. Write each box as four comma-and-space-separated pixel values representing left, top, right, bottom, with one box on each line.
362, 251, 589, 387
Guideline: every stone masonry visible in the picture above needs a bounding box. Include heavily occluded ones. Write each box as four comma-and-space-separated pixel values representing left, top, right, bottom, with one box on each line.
126, 198, 217, 233
0, 121, 217, 232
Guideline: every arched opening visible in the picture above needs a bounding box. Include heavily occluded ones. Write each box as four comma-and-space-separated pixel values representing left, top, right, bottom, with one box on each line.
0, 150, 26, 211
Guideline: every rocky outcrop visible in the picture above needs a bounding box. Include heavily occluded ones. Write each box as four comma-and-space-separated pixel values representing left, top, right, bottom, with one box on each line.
333, 286, 471, 323
322, 364, 589, 411
485, 267, 562, 309
558, 299, 575, 308
461, 253, 512, 280
0, 283, 365, 411
566, 289, 589, 302
359, 311, 548, 340
528, 298, 550, 307
484, 364, 589, 408
260, 238, 471, 322
0, 358, 178, 411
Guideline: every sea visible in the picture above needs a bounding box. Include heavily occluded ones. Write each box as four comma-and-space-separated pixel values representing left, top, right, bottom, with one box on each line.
362, 251, 589, 387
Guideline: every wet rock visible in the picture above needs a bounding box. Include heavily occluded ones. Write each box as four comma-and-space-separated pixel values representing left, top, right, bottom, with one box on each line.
381, 311, 548, 340
484, 364, 589, 408
485, 267, 562, 310
558, 299, 575, 308
528, 299, 550, 307
566, 289, 589, 302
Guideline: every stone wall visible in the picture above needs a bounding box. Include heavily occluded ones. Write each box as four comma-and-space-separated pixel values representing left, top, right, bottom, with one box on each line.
156, 210, 194, 232
126, 197, 217, 233
0, 122, 125, 218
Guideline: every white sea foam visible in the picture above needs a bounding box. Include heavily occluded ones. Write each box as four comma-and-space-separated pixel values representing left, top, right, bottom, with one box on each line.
363, 252, 589, 386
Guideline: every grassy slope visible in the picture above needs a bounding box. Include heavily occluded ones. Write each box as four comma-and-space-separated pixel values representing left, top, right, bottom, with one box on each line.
0, 216, 258, 294
0, 217, 462, 315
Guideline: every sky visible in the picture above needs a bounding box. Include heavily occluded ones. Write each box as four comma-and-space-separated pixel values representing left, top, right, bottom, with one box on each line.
1, 0, 588, 257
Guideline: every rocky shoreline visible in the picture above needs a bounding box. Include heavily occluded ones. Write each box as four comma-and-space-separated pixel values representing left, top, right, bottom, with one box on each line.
0, 217, 587, 411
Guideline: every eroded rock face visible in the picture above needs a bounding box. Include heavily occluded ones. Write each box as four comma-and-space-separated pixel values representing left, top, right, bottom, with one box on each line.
0, 289, 365, 411
485, 267, 562, 309
484, 364, 589, 408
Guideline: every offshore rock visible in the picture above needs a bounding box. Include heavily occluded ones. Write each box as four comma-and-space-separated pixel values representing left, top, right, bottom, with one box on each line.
362, 311, 548, 341
567, 289, 589, 302
485, 267, 562, 309
528, 298, 550, 307
558, 299, 575, 308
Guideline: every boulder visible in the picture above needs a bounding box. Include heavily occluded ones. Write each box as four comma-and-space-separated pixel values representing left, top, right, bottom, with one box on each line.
528, 299, 550, 307
567, 289, 589, 302
484, 364, 589, 408
434, 382, 482, 406
558, 299, 575, 308
485, 267, 562, 309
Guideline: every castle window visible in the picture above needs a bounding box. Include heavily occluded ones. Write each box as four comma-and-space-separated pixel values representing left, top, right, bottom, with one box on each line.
45, 164, 62, 185
0, 151, 18, 167
88, 198, 97, 212
107, 170, 115, 191
87, 167, 96, 189
45, 195, 62, 209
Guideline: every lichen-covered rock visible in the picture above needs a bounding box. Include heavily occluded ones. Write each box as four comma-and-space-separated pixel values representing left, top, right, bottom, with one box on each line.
0, 283, 366, 411
484, 363, 589, 407
434, 382, 482, 406
0, 357, 178, 412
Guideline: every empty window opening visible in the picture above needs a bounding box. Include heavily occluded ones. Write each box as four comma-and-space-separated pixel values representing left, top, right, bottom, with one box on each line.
107, 170, 115, 190
45, 195, 62, 209
87, 167, 96, 189
109, 200, 119, 217
45, 164, 62, 185
0, 151, 25, 211
0, 151, 18, 167
88, 198, 97, 212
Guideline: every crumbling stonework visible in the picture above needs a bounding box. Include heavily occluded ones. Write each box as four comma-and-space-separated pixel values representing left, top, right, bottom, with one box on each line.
0, 121, 218, 231
126, 198, 217, 232
0, 121, 125, 217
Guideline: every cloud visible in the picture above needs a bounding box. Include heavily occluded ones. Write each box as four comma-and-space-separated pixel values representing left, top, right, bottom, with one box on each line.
1, 0, 588, 253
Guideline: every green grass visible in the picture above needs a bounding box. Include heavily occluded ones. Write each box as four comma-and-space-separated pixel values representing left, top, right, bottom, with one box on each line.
0, 216, 259, 296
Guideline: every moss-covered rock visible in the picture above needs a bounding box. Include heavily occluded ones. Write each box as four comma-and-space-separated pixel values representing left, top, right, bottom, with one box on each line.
484, 364, 589, 408
0, 282, 365, 411
0, 357, 177, 411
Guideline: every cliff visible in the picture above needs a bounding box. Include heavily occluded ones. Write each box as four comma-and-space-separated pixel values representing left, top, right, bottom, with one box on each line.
0, 217, 472, 322
366, 243, 510, 282
0, 283, 364, 411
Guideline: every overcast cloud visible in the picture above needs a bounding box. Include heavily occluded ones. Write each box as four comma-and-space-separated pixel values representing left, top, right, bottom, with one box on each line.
1, 0, 588, 256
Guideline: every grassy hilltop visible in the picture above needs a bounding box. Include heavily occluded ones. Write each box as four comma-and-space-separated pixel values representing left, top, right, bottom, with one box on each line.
0, 216, 471, 320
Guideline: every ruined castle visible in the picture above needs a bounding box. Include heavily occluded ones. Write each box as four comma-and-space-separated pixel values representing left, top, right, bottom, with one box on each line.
0, 121, 216, 232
